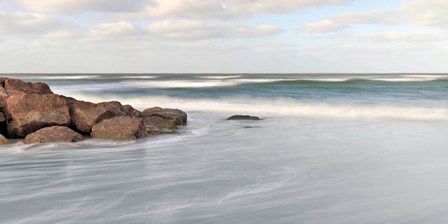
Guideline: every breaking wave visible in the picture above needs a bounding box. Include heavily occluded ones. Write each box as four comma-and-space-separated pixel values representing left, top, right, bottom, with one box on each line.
69, 95, 448, 122
119, 76, 448, 89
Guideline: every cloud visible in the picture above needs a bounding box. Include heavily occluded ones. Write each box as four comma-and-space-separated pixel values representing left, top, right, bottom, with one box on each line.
15, 0, 150, 13
119, 0, 349, 19
42, 30, 77, 39
234, 0, 348, 13
0, 11, 69, 35
357, 31, 448, 42
147, 20, 282, 40
302, 10, 399, 32
84, 21, 141, 41
79, 20, 281, 42
302, 0, 448, 33
11, 0, 349, 17
402, 0, 448, 27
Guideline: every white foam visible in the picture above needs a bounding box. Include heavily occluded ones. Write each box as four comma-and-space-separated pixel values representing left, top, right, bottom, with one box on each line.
199, 75, 242, 79
122, 78, 289, 89
117, 75, 159, 79
26, 75, 100, 80
370, 77, 441, 82
122, 80, 236, 88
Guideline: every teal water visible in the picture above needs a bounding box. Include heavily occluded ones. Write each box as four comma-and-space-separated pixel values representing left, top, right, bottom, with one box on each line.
1, 74, 448, 224
11, 73, 448, 107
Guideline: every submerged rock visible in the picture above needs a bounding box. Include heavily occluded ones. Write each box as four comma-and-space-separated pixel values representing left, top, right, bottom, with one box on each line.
227, 115, 261, 121
23, 126, 83, 144
142, 107, 187, 126
144, 116, 177, 135
91, 116, 146, 140
6, 94, 71, 137
68, 100, 127, 134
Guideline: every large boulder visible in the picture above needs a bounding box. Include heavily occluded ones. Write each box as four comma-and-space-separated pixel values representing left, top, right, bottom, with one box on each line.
144, 117, 177, 136
142, 107, 187, 126
0, 134, 8, 144
4, 79, 53, 96
68, 100, 127, 134
91, 116, 146, 140
6, 94, 70, 137
24, 126, 83, 144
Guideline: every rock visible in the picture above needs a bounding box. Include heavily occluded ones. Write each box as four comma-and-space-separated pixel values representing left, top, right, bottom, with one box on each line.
68, 100, 127, 134
144, 117, 177, 135
23, 126, 83, 144
0, 77, 9, 86
6, 94, 71, 137
0, 87, 8, 109
227, 115, 261, 121
0, 112, 6, 136
142, 107, 187, 126
123, 104, 142, 118
0, 134, 8, 144
91, 116, 146, 140
243, 126, 261, 129
4, 79, 53, 96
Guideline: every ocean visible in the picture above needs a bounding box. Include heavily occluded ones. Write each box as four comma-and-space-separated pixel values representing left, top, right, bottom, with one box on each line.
1, 73, 448, 224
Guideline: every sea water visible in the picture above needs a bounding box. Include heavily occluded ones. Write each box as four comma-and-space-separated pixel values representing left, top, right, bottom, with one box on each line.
1, 74, 448, 224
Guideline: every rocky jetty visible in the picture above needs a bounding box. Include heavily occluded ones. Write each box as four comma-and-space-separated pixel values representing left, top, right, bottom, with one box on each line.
0, 77, 187, 144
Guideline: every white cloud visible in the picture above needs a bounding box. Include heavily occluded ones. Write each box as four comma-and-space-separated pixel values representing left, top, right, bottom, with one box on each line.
302, 10, 399, 32
11, 0, 350, 17
121, 0, 349, 19
402, 0, 448, 27
147, 20, 282, 40
302, 0, 448, 33
357, 31, 448, 42
42, 30, 76, 39
234, 0, 347, 13
85, 21, 140, 41
0, 11, 69, 35
15, 0, 151, 13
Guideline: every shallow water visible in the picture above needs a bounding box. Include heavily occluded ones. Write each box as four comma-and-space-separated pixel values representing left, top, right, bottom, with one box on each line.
1, 74, 448, 223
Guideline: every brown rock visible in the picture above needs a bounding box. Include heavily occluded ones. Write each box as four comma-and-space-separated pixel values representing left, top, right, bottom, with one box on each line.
0, 77, 9, 86
123, 105, 142, 118
91, 116, 146, 140
24, 126, 83, 144
0, 87, 8, 109
142, 107, 187, 126
144, 116, 177, 135
69, 100, 127, 133
6, 94, 70, 137
0, 134, 8, 144
0, 112, 6, 136
4, 79, 53, 96
0, 112, 5, 123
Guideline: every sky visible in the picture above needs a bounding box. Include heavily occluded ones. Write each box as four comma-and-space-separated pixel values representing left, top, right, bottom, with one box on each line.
0, 0, 447, 73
